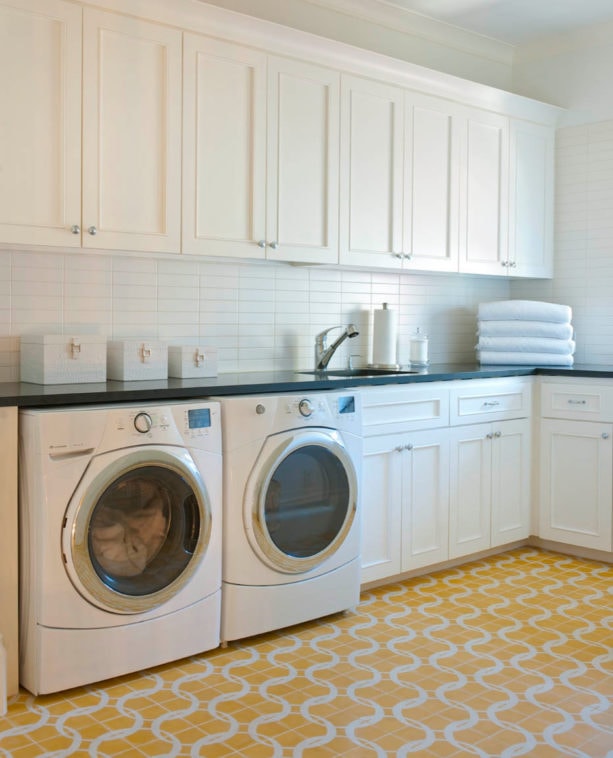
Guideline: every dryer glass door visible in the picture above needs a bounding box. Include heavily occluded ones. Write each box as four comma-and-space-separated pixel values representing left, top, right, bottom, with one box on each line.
66, 448, 211, 614
251, 430, 357, 573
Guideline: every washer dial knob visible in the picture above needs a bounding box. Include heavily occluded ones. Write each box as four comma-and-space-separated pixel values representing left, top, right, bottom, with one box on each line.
134, 412, 153, 433
298, 399, 313, 417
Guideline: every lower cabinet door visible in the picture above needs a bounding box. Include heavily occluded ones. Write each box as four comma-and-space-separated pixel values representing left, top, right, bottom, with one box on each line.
540, 418, 613, 552
449, 424, 492, 558
400, 430, 449, 572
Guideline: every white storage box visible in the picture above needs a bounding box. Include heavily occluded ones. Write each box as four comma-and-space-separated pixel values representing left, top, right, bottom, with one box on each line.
107, 340, 168, 381
20, 334, 106, 384
168, 345, 218, 378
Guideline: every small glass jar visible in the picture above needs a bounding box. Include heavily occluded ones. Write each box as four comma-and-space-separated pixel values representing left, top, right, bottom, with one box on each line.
409, 328, 429, 366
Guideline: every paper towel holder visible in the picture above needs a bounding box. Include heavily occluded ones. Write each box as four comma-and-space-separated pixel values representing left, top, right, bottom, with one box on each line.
369, 302, 400, 370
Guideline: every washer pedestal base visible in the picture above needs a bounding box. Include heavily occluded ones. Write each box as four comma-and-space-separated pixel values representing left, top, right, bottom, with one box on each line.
221, 559, 360, 643
21, 590, 221, 695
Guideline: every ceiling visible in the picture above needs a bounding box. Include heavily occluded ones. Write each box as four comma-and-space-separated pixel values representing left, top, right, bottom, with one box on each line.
369, 0, 613, 45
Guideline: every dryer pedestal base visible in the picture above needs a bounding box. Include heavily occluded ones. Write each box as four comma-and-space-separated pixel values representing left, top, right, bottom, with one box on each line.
221, 559, 360, 643
21, 590, 221, 695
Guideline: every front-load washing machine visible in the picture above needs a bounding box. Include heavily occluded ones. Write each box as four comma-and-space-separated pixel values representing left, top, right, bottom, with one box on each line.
212, 391, 362, 643
19, 401, 222, 695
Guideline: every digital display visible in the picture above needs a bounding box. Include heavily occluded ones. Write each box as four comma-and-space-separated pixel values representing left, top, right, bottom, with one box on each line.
188, 408, 211, 429
338, 396, 355, 415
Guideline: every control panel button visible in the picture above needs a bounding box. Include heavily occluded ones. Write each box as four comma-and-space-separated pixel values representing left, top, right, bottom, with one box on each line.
298, 399, 313, 417
134, 412, 153, 433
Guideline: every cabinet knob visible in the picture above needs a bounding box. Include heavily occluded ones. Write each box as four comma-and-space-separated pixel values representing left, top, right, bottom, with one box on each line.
403, 253, 413, 261
405, 443, 413, 450
71, 224, 80, 235
257, 240, 266, 248
602, 433, 610, 440
392, 253, 403, 259
494, 430, 502, 438
486, 432, 493, 439
269, 241, 278, 250
88, 226, 97, 236
509, 261, 517, 268
395, 445, 404, 453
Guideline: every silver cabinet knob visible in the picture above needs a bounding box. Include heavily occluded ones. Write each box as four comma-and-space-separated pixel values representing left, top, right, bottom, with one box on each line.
494, 430, 502, 438
602, 433, 610, 440
257, 240, 266, 248
395, 445, 404, 452
486, 432, 493, 439
88, 226, 97, 236
405, 443, 413, 450
71, 224, 80, 235
268, 241, 278, 250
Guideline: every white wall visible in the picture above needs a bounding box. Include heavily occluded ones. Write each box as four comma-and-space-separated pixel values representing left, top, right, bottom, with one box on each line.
513, 22, 613, 127
0, 250, 509, 381
511, 120, 613, 364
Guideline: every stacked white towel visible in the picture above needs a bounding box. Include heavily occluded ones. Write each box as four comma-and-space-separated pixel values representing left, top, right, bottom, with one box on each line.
476, 300, 575, 366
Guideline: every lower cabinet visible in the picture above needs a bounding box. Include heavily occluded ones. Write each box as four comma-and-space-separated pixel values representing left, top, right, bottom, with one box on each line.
539, 418, 613, 552
0, 407, 18, 697
448, 417, 531, 559
361, 429, 449, 584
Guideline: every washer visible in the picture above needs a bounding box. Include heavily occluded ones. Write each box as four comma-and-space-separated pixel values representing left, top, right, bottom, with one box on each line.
212, 391, 362, 643
18, 401, 222, 695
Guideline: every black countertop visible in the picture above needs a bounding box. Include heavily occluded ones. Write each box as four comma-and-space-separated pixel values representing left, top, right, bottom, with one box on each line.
2, 362, 613, 408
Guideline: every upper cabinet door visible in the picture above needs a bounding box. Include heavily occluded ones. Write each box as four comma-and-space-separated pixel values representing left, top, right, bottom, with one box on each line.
508, 120, 554, 278
339, 75, 404, 269
82, 9, 182, 253
458, 108, 510, 275
266, 57, 340, 264
404, 93, 460, 272
0, 0, 81, 247
182, 35, 267, 259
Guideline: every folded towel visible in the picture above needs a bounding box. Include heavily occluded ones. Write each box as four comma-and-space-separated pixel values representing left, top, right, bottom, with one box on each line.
477, 351, 574, 366
478, 300, 572, 324
476, 337, 576, 355
477, 320, 574, 340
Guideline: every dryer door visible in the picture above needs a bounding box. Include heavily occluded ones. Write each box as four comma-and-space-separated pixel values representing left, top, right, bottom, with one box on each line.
245, 429, 358, 573
62, 446, 211, 614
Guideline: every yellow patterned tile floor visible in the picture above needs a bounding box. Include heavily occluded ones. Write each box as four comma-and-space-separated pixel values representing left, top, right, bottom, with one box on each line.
2, 547, 612, 757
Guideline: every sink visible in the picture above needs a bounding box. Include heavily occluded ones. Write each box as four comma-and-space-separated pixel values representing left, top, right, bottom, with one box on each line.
297, 368, 420, 377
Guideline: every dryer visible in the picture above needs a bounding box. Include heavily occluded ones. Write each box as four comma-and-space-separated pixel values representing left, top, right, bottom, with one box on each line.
19, 401, 222, 695
212, 391, 362, 643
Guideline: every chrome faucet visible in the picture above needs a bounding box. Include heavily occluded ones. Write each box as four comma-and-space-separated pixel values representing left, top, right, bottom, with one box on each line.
314, 324, 359, 371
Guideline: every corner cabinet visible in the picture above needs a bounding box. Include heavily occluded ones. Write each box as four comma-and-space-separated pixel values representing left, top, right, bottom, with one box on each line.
183, 34, 340, 264
539, 381, 613, 552
0, 0, 182, 253
508, 120, 555, 278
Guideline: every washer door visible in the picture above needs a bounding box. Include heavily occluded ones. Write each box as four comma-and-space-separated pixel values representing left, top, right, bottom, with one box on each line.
62, 447, 211, 614
245, 429, 358, 574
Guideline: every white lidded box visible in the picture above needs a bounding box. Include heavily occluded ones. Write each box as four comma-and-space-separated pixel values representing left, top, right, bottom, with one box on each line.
168, 345, 218, 378
20, 334, 107, 384
107, 340, 168, 381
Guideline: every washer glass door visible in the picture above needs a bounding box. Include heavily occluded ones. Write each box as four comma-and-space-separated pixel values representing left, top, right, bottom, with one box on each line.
66, 448, 211, 614
250, 430, 357, 573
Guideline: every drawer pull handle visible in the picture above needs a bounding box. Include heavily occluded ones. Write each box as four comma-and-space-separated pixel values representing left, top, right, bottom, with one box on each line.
483, 401, 500, 407
567, 399, 587, 405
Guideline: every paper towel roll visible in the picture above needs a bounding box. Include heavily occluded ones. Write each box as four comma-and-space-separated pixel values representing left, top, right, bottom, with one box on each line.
372, 303, 398, 367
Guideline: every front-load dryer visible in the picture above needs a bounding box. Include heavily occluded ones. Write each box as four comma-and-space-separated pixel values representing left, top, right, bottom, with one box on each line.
212, 391, 362, 643
18, 401, 222, 695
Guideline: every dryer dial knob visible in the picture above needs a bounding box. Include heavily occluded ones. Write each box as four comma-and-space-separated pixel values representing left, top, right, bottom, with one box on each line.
134, 412, 153, 433
298, 399, 313, 417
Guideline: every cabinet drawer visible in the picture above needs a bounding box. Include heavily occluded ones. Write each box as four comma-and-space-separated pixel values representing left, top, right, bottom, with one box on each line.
540, 382, 613, 421
361, 384, 449, 436
449, 378, 531, 425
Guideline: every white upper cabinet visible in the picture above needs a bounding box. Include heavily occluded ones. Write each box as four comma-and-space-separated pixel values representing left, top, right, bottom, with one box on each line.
404, 93, 460, 272
82, 9, 182, 253
182, 35, 267, 259
339, 75, 404, 268
266, 57, 340, 264
0, 0, 82, 247
458, 107, 510, 275
508, 119, 554, 278
183, 44, 339, 264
